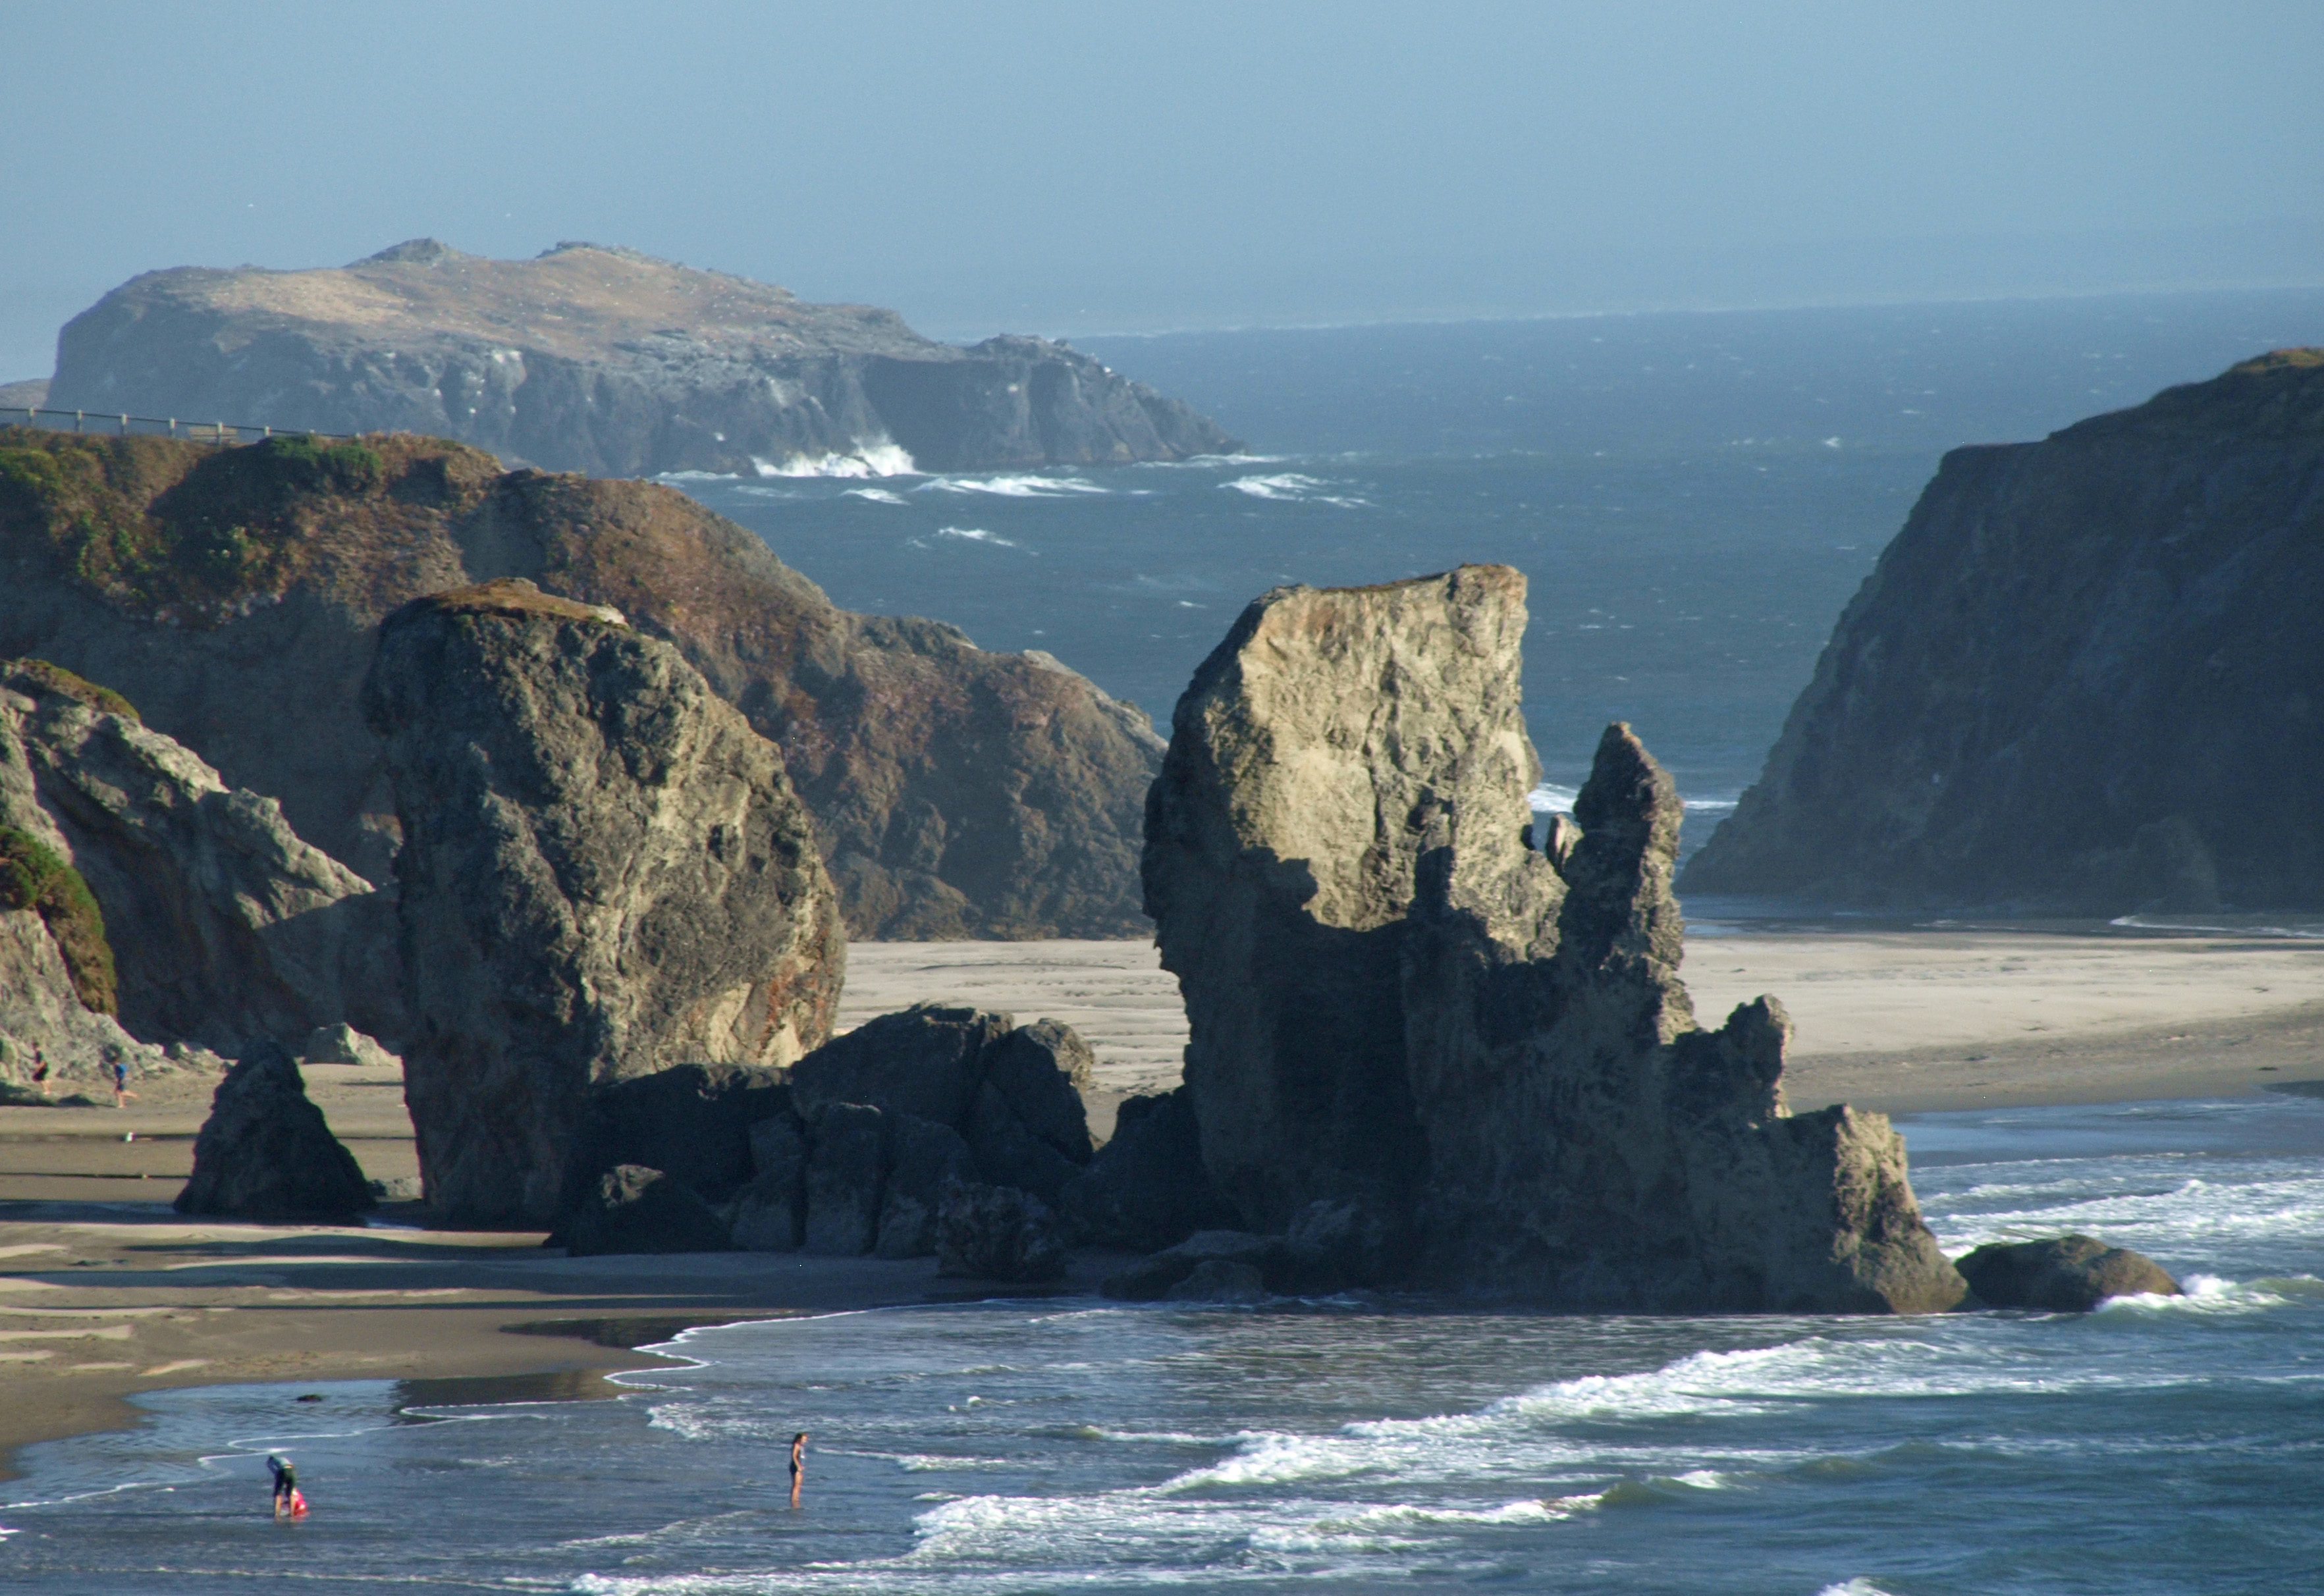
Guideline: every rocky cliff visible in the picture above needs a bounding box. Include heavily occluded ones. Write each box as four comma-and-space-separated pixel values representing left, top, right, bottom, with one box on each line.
364, 579, 845, 1223
1683, 350, 2324, 913
1, 658, 395, 1054
48, 240, 1239, 475
0, 426, 1160, 936
1145, 568, 1963, 1312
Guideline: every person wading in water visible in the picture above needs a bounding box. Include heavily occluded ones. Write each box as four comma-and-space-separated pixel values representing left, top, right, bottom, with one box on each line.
790, 1432, 809, 1508
267, 1454, 303, 1518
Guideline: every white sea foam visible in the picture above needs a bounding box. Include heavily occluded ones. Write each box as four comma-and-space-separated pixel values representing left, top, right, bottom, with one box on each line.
1933, 1169, 2324, 1256
917, 474, 1108, 497
842, 486, 909, 504
1528, 782, 1735, 816
751, 439, 918, 478
931, 526, 1025, 550
1221, 472, 1370, 508
1817, 1582, 1899, 1596
1131, 452, 1293, 469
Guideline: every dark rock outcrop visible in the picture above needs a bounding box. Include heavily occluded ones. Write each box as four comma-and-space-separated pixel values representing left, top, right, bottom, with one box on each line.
1144, 566, 1966, 1312
802, 1102, 888, 1256
791, 1004, 1008, 1127
1957, 1235, 2182, 1312
561, 1063, 795, 1217
0, 427, 1162, 936
564, 1164, 732, 1257
1101, 1230, 1300, 1300
364, 579, 843, 1223
1683, 350, 2324, 912
791, 1003, 1098, 1211
1166, 1260, 1266, 1303
934, 1180, 1068, 1282
730, 1117, 810, 1252
877, 1115, 977, 1260
50, 242, 1239, 477
1, 658, 398, 1054
175, 1039, 373, 1220
1056, 1086, 1237, 1252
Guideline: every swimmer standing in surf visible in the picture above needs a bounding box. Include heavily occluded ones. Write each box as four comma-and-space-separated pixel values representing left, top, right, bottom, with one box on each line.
789, 1432, 809, 1508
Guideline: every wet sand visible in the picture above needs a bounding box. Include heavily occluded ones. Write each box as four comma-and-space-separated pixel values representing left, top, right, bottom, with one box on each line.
6, 924, 2321, 1476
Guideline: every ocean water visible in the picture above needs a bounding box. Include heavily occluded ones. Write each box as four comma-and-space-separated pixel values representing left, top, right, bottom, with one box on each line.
5, 1091, 2322, 1593
675, 286, 2324, 817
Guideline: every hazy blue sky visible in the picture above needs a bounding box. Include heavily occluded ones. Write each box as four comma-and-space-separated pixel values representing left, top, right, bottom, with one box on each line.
4, 1, 2320, 377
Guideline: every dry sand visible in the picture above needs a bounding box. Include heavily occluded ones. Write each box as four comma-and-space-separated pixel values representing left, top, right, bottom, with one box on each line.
6, 923, 2320, 1476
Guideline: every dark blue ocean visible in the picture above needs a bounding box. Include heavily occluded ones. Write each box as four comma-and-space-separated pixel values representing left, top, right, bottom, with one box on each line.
678, 286, 2324, 826
7, 291, 2324, 1591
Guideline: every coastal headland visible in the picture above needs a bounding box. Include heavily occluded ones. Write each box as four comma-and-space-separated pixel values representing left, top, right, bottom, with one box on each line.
6, 924, 2318, 1476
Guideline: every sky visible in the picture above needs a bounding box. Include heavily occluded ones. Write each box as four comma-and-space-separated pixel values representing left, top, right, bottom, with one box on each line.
3, 1, 2321, 379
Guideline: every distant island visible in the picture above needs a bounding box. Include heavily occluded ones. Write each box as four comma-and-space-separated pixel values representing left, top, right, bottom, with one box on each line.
41, 240, 1241, 476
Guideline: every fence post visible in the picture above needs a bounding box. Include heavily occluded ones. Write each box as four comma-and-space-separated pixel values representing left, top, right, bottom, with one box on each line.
168, 419, 176, 437
119, 414, 128, 437
74, 410, 84, 434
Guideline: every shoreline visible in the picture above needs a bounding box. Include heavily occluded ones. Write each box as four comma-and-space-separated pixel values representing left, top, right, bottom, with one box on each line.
9, 924, 2323, 1482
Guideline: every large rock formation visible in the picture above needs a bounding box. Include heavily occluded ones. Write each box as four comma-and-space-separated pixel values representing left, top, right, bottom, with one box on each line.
1683, 350, 2324, 913
0, 658, 396, 1054
363, 579, 844, 1223
1145, 567, 1965, 1312
175, 1038, 374, 1221
47, 240, 1239, 476
0, 427, 1161, 936
789, 1003, 1096, 1210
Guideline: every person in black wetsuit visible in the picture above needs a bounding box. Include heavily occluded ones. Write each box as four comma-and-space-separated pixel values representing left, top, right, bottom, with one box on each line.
267, 1454, 297, 1518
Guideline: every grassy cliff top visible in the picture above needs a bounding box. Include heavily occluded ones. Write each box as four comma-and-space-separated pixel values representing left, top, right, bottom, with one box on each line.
0, 658, 139, 721
407, 577, 628, 627
101, 240, 935, 363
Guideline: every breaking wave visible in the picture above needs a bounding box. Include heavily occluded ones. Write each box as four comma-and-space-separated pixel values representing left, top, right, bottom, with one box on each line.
750, 440, 918, 477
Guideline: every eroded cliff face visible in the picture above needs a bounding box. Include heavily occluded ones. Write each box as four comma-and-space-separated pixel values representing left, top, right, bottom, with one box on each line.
48, 241, 1239, 475
0, 427, 1159, 936
364, 579, 844, 1223
1146, 568, 1964, 1312
0, 659, 395, 1055
1683, 350, 2324, 913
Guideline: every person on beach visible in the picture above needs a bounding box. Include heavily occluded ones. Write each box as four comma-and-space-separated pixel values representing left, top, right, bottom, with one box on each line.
267, 1454, 300, 1518
790, 1432, 809, 1507
108, 1050, 136, 1109
30, 1045, 49, 1098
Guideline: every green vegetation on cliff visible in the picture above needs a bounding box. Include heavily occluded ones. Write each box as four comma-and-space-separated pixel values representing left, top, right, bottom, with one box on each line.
0, 431, 385, 624
5, 657, 140, 721
0, 825, 117, 1014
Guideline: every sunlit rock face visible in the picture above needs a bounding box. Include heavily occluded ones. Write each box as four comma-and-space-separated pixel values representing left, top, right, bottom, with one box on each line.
364, 579, 844, 1224
1146, 566, 1966, 1312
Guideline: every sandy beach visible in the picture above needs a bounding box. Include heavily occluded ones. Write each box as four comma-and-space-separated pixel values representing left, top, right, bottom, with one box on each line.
5, 922, 2321, 1477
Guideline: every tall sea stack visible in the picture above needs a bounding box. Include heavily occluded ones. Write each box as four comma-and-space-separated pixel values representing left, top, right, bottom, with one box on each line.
1683, 350, 2324, 913
1145, 567, 1964, 1312
363, 579, 844, 1222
